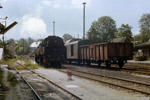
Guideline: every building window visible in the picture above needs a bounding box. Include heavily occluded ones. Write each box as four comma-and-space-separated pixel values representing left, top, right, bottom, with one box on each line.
71, 45, 74, 56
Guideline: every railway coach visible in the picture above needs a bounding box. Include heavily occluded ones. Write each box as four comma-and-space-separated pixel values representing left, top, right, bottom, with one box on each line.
65, 39, 93, 64
80, 42, 133, 68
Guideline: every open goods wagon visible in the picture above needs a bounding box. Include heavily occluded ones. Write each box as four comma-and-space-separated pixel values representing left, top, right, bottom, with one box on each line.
35, 36, 66, 67
80, 42, 133, 68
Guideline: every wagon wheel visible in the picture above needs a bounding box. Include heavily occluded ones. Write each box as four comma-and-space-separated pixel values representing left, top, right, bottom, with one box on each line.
77, 60, 81, 65
44, 63, 49, 68
87, 61, 91, 66
98, 61, 101, 67
69, 60, 72, 64
118, 60, 124, 69
106, 61, 111, 68
57, 62, 61, 68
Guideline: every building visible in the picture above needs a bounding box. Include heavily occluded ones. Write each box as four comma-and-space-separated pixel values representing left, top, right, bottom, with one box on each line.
134, 42, 150, 60
111, 37, 130, 43
29, 41, 41, 57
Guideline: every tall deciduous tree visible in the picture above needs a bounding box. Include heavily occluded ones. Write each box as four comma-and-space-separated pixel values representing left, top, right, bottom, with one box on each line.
87, 16, 117, 42
15, 38, 30, 55
139, 13, 150, 42
7, 38, 15, 44
63, 33, 73, 42
116, 24, 133, 41
27, 37, 34, 46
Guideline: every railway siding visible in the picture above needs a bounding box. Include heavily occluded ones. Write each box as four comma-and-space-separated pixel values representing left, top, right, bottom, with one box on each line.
62, 64, 150, 95
63, 64, 150, 85
15, 62, 82, 100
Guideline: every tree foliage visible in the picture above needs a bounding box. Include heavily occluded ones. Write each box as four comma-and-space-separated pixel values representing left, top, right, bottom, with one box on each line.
134, 34, 143, 45
63, 33, 73, 42
7, 38, 15, 44
116, 24, 133, 41
27, 37, 34, 46
139, 13, 150, 42
87, 16, 117, 42
15, 37, 35, 55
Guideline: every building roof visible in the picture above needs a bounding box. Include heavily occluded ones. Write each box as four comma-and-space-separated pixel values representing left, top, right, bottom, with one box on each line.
65, 38, 81, 45
30, 41, 41, 48
135, 42, 150, 48
111, 37, 130, 43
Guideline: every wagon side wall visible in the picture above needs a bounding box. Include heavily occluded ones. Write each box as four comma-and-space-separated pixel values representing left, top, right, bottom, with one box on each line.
108, 43, 133, 59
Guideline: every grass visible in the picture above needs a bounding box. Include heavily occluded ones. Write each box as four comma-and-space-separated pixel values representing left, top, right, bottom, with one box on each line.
24, 60, 42, 69
7, 72, 18, 87
1, 58, 42, 70
0, 68, 4, 88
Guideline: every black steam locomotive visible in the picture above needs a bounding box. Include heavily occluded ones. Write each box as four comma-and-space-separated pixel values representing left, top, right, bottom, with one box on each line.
34, 36, 66, 67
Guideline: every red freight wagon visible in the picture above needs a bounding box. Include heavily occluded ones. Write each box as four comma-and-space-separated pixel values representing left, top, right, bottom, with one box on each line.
80, 42, 133, 68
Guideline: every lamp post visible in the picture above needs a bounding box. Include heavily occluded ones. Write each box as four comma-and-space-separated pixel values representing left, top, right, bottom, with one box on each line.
83, 2, 86, 39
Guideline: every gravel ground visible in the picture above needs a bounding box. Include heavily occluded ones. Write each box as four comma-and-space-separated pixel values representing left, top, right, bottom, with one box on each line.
20, 70, 72, 100
1, 65, 37, 100
64, 64, 150, 85
128, 60, 150, 64
35, 68, 150, 100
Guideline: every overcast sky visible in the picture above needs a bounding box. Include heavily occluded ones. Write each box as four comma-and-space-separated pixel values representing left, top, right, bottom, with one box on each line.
0, 0, 150, 40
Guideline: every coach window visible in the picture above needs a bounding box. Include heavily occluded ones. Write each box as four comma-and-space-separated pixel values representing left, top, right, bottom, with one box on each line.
71, 45, 74, 56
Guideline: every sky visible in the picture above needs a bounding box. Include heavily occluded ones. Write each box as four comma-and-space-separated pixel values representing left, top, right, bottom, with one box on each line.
0, 0, 150, 40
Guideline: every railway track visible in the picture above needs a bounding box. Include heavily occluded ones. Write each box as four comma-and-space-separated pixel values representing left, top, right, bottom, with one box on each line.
15, 62, 82, 100
11, 64, 42, 100
66, 62, 150, 76
61, 65, 150, 96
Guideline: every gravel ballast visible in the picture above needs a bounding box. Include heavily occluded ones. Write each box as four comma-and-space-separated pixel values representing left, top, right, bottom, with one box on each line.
35, 68, 150, 100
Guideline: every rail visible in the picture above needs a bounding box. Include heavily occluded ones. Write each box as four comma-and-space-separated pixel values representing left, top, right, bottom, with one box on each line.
16, 62, 82, 100
11, 64, 42, 100
60, 67, 150, 96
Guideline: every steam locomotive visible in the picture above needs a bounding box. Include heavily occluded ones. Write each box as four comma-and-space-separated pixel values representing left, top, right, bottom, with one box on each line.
34, 36, 66, 67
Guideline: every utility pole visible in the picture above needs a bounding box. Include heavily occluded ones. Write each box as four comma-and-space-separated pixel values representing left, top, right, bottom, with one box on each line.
134, 33, 135, 46
53, 21, 55, 36
23, 39, 24, 55
83, 2, 86, 39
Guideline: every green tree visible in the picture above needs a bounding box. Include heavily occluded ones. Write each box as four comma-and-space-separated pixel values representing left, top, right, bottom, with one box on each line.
15, 38, 30, 55
139, 13, 150, 42
7, 38, 15, 44
63, 33, 73, 42
0, 39, 3, 48
27, 37, 34, 46
116, 24, 133, 41
87, 16, 117, 42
